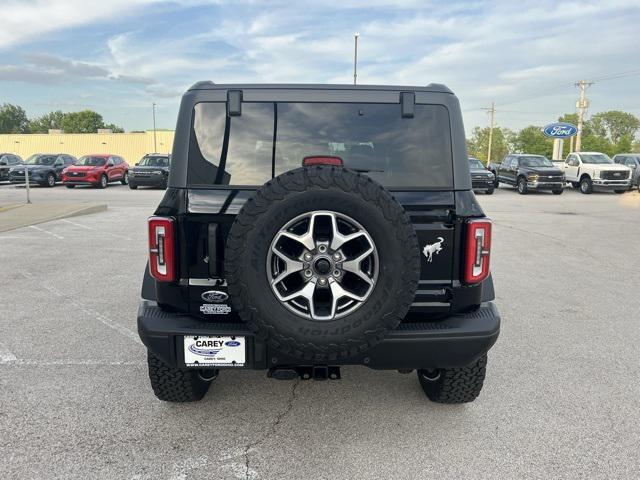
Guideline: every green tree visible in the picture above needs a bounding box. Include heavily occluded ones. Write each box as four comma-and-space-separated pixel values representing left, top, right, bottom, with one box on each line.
104, 123, 125, 133
0, 103, 30, 133
60, 110, 105, 133
512, 125, 553, 157
589, 111, 640, 145
467, 126, 513, 164
28, 110, 66, 133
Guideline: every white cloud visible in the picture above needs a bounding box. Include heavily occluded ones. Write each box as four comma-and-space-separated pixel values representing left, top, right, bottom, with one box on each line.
0, 0, 161, 50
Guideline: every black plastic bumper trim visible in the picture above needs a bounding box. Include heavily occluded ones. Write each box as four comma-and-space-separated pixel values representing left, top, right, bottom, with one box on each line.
138, 300, 500, 370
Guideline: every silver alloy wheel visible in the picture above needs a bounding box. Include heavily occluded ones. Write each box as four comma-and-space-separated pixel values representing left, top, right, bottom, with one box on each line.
267, 210, 378, 321
47, 173, 55, 186
123, 172, 129, 184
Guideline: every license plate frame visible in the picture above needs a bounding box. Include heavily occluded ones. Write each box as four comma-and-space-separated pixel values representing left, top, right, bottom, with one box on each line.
183, 335, 245, 367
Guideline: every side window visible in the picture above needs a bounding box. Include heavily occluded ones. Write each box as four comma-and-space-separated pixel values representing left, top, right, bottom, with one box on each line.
54, 156, 64, 166
190, 102, 274, 186
11, 156, 19, 164
624, 157, 636, 167
0, 156, 7, 166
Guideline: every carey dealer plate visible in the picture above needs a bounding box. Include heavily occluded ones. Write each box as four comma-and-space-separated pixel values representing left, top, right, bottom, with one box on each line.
183, 335, 245, 367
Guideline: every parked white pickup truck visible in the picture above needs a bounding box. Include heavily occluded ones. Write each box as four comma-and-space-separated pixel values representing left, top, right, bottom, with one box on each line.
560, 152, 631, 194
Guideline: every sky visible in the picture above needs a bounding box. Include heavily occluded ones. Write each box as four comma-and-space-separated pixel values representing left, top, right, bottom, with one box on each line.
1, 0, 639, 133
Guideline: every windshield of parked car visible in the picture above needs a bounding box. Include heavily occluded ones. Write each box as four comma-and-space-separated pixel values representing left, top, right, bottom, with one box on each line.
581, 154, 613, 164
25, 155, 55, 165
468, 159, 485, 169
139, 156, 169, 167
77, 156, 107, 167
520, 156, 554, 167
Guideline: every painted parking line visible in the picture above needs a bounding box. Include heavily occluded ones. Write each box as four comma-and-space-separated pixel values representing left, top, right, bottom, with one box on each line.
20, 271, 143, 346
61, 218, 134, 241
29, 224, 64, 240
0, 342, 18, 364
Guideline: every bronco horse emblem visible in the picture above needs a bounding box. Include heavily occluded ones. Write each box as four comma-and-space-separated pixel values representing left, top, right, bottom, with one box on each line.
422, 237, 444, 262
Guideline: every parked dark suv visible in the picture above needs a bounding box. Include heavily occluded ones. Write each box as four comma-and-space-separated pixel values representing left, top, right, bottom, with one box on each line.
138, 83, 500, 404
0, 153, 23, 182
129, 153, 171, 189
9, 153, 76, 187
469, 157, 495, 194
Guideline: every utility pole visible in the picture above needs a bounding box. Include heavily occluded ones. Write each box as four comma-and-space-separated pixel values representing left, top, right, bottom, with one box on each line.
353, 33, 360, 85
152, 102, 158, 153
483, 102, 496, 164
574, 80, 593, 152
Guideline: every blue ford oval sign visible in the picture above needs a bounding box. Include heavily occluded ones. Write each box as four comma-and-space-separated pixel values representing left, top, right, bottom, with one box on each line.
543, 122, 577, 138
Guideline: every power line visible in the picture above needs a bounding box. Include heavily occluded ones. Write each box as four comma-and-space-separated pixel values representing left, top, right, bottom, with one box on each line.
463, 66, 640, 113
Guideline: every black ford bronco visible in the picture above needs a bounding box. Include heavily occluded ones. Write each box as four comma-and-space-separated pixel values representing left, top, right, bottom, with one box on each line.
138, 83, 500, 404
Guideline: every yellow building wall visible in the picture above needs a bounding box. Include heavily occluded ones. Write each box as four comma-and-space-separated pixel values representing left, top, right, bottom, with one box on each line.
0, 131, 175, 164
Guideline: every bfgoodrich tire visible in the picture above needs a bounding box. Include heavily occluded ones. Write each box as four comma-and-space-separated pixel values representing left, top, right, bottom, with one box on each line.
418, 354, 487, 404
147, 351, 210, 402
225, 166, 420, 362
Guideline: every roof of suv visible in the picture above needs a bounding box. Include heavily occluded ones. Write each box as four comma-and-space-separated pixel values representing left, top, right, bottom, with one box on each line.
188, 82, 453, 94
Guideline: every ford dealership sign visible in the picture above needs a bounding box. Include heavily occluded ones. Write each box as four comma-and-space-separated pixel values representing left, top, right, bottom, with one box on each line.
542, 122, 578, 138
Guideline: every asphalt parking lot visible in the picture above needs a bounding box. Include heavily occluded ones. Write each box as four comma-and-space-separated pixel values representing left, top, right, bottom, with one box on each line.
1, 182, 639, 479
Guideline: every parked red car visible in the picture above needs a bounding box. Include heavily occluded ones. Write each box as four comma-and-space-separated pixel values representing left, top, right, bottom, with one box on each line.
62, 154, 129, 188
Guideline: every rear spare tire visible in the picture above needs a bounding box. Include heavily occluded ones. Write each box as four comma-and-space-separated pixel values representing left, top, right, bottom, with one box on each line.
225, 166, 420, 361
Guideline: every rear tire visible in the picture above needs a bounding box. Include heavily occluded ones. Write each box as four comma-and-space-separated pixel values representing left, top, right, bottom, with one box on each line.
147, 351, 211, 402
552, 189, 563, 195
129, 183, 138, 190
614, 189, 625, 194
579, 177, 593, 194
517, 177, 528, 195
418, 355, 487, 404
121, 172, 129, 185
486, 188, 494, 195
65, 184, 75, 189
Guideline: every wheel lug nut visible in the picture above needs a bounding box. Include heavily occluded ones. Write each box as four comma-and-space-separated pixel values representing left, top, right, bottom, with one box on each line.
304, 269, 312, 278
318, 277, 327, 285
303, 252, 312, 261
318, 245, 327, 253
333, 269, 341, 277
332, 253, 341, 261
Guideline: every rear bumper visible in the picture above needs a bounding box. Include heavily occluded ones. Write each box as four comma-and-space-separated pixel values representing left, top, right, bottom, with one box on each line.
137, 300, 500, 370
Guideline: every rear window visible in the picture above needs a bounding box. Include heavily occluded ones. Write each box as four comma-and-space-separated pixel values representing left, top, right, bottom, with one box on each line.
189, 101, 453, 188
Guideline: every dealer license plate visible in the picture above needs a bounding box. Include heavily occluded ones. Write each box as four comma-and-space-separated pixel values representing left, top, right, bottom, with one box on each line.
183, 335, 245, 367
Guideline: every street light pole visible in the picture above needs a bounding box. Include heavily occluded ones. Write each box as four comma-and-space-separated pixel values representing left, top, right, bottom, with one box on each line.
152, 102, 157, 153
353, 33, 360, 85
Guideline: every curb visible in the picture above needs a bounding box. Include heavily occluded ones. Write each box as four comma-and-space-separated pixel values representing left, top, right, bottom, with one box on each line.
0, 203, 108, 233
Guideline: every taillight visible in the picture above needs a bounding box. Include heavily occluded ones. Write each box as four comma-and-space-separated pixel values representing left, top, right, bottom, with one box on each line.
464, 219, 492, 284
302, 156, 343, 167
148, 216, 176, 282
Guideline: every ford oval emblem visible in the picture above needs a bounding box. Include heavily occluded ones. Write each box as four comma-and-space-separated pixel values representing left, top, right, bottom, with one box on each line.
225, 341, 241, 347
542, 122, 578, 138
201, 290, 229, 303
